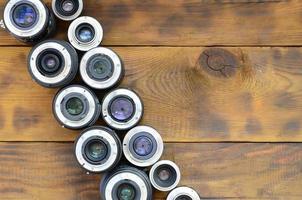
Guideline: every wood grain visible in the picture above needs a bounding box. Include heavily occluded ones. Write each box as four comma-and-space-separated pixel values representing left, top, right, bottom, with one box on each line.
0, 142, 301, 200
1, 0, 302, 46
0, 47, 302, 142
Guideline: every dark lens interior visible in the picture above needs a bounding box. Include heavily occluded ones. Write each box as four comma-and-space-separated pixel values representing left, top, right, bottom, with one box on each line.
133, 136, 153, 156
13, 3, 37, 28
154, 164, 177, 188
109, 96, 134, 122
75, 23, 95, 43
56, 0, 79, 16
84, 139, 108, 162
117, 183, 136, 200
87, 54, 114, 81
37, 49, 63, 76
66, 97, 84, 115
176, 196, 193, 200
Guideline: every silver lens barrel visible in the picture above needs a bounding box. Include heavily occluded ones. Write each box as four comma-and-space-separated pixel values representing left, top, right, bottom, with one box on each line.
100, 166, 153, 200
68, 16, 103, 51
167, 187, 200, 200
80, 47, 124, 89
52, 0, 83, 21
123, 125, 164, 167
28, 39, 78, 88
149, 160, 181, 192
102, 88, 144, 130
53, 84, 101, 129
4, 0, 56, 43
74, 126, 122, 173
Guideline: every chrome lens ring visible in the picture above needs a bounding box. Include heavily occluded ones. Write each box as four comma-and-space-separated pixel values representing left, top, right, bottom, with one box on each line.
123, 125, 164, 167
28, 40, 78, 88
167, 187, 200, 200
53, 85, 100, 129
4, 0, 48, 39
68, 16, 103, 51
52, 0, 83, 21
149, 160, 181, 192
75, 126, 122, 173
102, 88, 143, 130
80, 47, 123, 89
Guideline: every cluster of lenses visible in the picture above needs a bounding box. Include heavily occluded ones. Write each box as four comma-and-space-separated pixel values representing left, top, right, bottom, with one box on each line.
3, 0, 200, 199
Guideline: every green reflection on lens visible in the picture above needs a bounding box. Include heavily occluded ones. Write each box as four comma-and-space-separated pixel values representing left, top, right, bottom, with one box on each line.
66, 97, 84, 115
118, 184, 135, 200
88, 140, 106, 159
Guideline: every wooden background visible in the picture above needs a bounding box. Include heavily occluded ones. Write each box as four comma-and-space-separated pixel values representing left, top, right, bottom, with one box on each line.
0, 0, 302, 199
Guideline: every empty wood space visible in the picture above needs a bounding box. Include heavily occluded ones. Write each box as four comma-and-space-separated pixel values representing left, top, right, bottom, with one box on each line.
0, 0, 302, 200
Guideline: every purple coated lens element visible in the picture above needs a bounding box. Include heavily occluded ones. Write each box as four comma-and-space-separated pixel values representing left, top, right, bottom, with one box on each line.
109, 97, 134, 122
133, 136, 153, 156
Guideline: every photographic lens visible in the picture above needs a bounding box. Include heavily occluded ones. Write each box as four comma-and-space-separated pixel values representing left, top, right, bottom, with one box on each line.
149, 160, 181, 192
4, 0, 56, 43
100, 166, 153, 200
80, 47, 124, 89
68, 16, 103, 51
133, 136, 153, 156
102, 88, 143, 130
52, 0, 83, 21
75, 126, 122, 172
13, 3, 36, 28
53, 85, 100, 129
28, 40, 78, 88
167, 187, 200, 200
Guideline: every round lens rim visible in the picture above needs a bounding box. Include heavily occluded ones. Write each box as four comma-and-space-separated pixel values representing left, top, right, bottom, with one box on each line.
12, 3, 37, 28
167, 187, 200, 200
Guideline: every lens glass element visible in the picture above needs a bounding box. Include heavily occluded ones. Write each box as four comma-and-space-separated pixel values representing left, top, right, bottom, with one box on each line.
66, 97, 84, 115
133, 136, 153, 156
158, 168, 171, 181
117, 184, 136, 200
110, 97, 134, 122
13, 4, 37, 28
85, 139, 107, 162
76, 24, 95, 43
62, 0, 74, 12
176, 196, 193, 200
87, 54, 114, 80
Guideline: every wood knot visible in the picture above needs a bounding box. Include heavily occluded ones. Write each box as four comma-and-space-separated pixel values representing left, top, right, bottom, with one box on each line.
199, 48, 239, 78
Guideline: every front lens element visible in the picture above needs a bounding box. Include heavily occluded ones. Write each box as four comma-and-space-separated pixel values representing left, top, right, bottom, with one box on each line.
133, 136, 153, 156
158, 168, 171, 181
88, 54, 114, 80
85, 139, 107, 161
118, 184, 136, 200
66, 97, 84, 115
13, 4, 37, 28
76, 24, 95, 43
176, 196, 193, 200
110, 97, 134, 122
62, 0, 74, 12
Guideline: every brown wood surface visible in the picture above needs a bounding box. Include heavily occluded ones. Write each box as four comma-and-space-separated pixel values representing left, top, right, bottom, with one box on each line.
1, 0, 302, 46
0, 142, 301, 200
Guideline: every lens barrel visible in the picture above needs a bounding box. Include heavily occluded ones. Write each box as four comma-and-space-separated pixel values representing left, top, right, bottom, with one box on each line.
3, 0, 56, 43
52, 0, 83, 21
28, 39, 78, 88
100, 166, 153, 200
123, 125, 164, 167
149, 160, 181, 192
102, 88, 144, 130
68, 16, 103, 51
53, 84, 101, 129
167, 187, 200, 200
80, 47, 124, 89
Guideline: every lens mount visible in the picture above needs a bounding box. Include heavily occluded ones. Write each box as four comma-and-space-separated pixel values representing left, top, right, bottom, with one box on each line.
123, 125, 163, 167
102, 88, 143, 130
80, 47, 123, 89
75, 126, 122, 173
167, 187, 200, 200
53, 85, 100, 129
52, 0, 83, 21
100, 166, 153, 200
149, 160, 181, 192
28, 39, 78, 88
4, 0, 48, 39
68, 16, 103, 51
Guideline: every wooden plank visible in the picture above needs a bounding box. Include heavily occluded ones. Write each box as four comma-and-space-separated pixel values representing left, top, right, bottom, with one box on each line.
1, 47, 302, 142
1, 0, 302, 46
0, 142, 301, 199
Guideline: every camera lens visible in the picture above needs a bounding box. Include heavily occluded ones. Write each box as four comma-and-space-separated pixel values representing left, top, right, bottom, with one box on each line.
123, 126, 164, 167
149, 160, 181, 192
68, 16, 103, 51
167, 187, 200, 200
100, 166, 153, 200
80, 47, 124, 89
102, 88, 143, 130
75, 126, 122, 173
4, 0, 56, 43
52, 0, 83, 21
28, 39, 78, 88
53, 85, 100, 129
